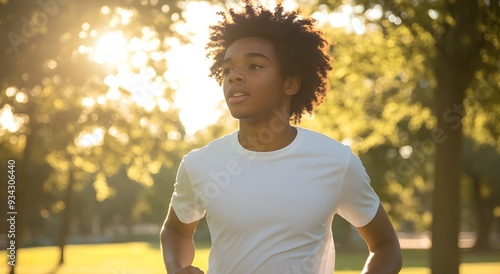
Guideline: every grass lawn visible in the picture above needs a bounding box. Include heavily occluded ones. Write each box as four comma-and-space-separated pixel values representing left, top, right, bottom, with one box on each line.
1, 242, 499, 274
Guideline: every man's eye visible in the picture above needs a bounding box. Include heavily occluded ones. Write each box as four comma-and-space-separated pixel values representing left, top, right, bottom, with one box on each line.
249, 64, 262, 70
222, 68, 232, 76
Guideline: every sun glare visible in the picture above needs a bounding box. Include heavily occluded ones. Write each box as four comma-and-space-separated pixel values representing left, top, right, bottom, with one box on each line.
82, 1, 364, 136
76, 127, 105, 148
165, 1, 226, 135
93, 31, 128, 64
0, 105, 23, 132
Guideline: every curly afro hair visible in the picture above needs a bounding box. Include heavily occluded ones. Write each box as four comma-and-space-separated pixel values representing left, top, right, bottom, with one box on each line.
206, 1, 332, 123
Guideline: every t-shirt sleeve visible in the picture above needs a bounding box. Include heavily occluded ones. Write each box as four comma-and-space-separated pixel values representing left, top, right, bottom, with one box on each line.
170, 158, 206, 224
336, 150, 380, 227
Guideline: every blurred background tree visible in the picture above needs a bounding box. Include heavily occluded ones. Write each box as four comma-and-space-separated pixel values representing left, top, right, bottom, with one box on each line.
462, 138, 500, 250
313, 0, 499, 273
0, 0, 197, 272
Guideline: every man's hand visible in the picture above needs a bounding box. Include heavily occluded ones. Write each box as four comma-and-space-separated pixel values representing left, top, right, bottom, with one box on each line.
173, 266, 205, 274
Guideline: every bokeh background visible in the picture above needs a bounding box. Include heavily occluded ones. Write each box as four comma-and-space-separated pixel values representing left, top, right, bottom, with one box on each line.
0, 0, 499, 273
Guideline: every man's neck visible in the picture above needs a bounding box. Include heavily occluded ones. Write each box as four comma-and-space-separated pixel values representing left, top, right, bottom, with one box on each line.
237, 119, 297, 152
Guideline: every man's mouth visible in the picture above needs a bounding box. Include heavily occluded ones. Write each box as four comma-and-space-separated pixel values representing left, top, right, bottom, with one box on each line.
228, 92, 249, 103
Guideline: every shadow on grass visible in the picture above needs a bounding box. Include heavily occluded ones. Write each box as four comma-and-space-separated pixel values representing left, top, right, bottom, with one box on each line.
461, 248, 500, 263
44, 264, 61, 274
303, 248, 500, 271
142, 240, 500, 271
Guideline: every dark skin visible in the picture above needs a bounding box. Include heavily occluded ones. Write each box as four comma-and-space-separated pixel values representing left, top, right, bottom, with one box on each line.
221, 37, 300, 152
161, 208, 203, 274
357, 204, 403, 273
160, 37, 402, 274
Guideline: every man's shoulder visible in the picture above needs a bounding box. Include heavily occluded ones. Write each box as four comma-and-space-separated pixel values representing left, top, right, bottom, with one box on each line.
184, 131, 236, 162
299, 127, 349, 152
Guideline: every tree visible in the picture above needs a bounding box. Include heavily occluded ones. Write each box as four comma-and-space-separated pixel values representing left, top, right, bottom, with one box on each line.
315, 0, 499, 272
300, 22, 435, 229
462, 138, 500, 250
0, 0, 193, 272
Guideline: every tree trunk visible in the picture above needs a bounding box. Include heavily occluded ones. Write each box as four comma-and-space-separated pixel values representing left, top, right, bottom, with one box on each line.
471, 177, 494, 250
9, 129, 35, 274
430, 1, 483, 273
58, 166, 76, 265
430, 78, 464, 274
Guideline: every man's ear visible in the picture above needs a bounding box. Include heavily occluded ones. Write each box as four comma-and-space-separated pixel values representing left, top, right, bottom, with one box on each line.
283, 74, 301, 96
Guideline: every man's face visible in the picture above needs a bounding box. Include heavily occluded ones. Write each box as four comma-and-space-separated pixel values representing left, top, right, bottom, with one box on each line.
222, 37, 292, 124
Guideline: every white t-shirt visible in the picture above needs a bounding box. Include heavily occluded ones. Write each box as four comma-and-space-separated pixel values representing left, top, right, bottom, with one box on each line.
171, 127, 380, 274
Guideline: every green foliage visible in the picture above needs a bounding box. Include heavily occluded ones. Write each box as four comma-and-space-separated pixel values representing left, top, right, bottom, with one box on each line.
302, 0, 499, 236
308, 1, 499, 271
0, 0, 193, 247
299, 24, 436, 230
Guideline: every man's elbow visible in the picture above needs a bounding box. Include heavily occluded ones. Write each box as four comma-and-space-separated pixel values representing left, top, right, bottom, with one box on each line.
373, 237, 403, 273
390, 239, 403, 272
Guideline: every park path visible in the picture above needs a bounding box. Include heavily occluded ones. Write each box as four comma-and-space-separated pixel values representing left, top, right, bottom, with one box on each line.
397, 232, 479, 249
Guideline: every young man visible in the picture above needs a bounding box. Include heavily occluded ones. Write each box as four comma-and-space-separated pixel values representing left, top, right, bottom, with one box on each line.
160, 2, 402, 274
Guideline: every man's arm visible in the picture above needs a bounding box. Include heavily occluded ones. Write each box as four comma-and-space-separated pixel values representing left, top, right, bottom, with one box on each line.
356, 203, 403, 274
160, 205, 204, 274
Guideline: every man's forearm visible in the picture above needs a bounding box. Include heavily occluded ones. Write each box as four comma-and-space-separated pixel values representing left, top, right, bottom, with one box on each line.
361, 238, 402, 274
160, 227, 196, 274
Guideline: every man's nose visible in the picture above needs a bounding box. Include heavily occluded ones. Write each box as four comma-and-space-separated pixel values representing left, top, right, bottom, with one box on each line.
228, 69, 245, 83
